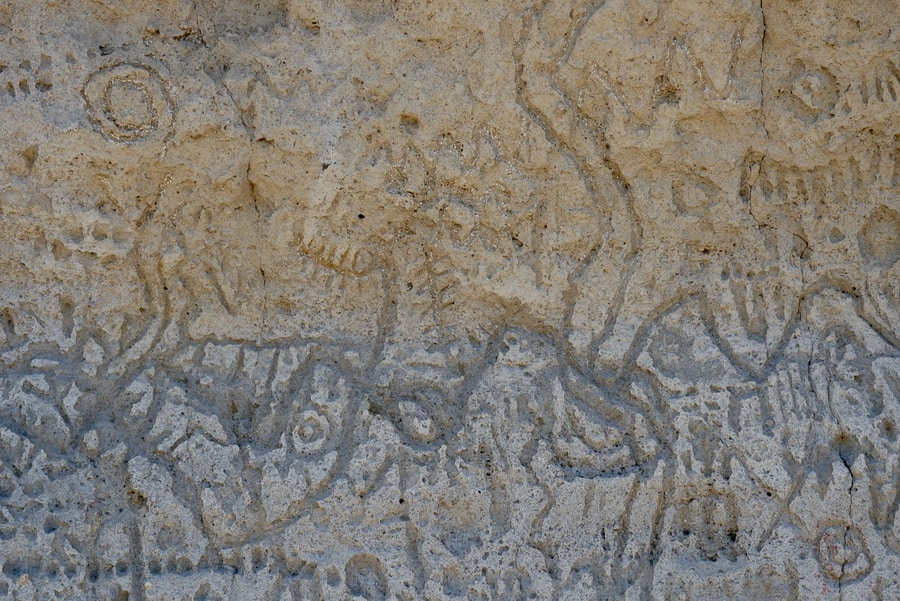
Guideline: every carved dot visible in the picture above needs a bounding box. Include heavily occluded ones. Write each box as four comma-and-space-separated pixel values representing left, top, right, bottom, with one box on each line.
817, 524, 872, 581
858, 206, 900, 267
291, 410, 330, 454
400, 113, 420, 133
829, 227, 845, 243
345, 553, 388, 601
325, 566, 341, 587
398, 400, 438, 443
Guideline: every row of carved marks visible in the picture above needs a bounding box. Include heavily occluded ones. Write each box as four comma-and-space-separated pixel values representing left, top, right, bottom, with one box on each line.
0, 18, 895, 407
0, 45, 172, 112
1, 288, 899, 597
15, 9, 894, 388
0, 53, 54, 105
745, 151, 900, 346
4, 302, 897, 590
774, 57, 900, 123
509, 0, 900, 386
638, 290, 900, 595
754, 0, 900, 172
562, 137, 900, 385
513, 0, 783, 387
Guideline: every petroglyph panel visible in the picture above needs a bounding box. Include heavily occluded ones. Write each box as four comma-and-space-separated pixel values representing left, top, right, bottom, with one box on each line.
0, 0, 899, 599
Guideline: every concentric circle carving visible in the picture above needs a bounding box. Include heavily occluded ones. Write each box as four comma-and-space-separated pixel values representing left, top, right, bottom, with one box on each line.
817, 523, 873, 582
82, 63, 173, 143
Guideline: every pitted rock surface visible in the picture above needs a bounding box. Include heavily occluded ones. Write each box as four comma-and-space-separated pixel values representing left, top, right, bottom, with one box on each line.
0, 1, 899, 599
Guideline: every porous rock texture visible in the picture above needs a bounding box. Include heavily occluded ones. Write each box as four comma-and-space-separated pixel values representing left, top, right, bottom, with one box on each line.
0, 0, 899, 599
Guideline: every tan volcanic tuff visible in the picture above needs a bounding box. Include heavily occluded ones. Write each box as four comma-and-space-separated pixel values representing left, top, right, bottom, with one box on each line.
0, 0, 898, 599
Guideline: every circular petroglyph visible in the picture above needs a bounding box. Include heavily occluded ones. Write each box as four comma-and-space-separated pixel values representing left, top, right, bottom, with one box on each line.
377, 385, 458, 449
858, 205, 900, 268
291, 409, 331, 455
817, 523, 873, 582
791, 69, 837, 112
781, 64, 838, 123
82, 63, 173, 142
398, 399, 438, 444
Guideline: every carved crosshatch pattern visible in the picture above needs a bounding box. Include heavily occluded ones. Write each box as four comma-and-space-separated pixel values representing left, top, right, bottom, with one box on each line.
0, 0, 898, 599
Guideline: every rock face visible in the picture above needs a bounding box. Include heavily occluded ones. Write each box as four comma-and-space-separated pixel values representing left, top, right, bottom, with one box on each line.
0, 0, 898, 599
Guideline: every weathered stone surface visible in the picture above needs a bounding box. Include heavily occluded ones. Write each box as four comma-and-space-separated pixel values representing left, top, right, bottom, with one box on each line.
0, 0, 898, 598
